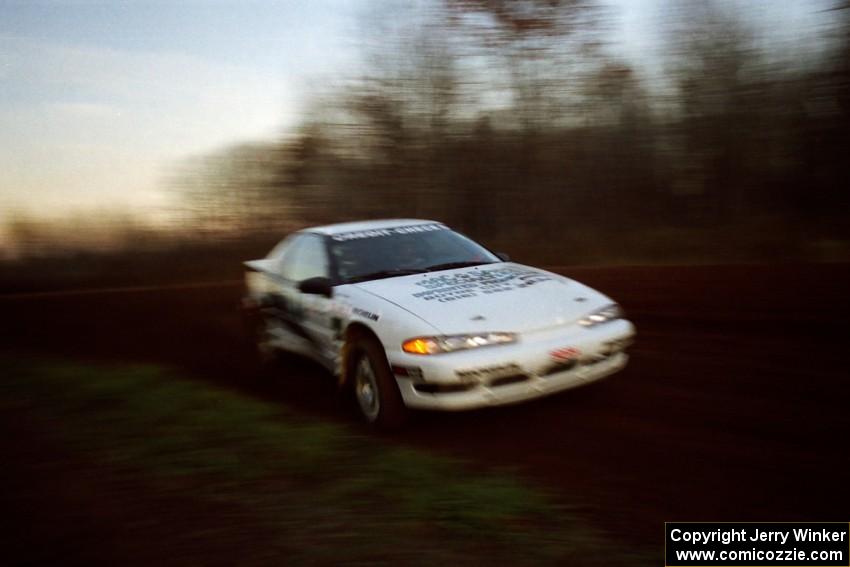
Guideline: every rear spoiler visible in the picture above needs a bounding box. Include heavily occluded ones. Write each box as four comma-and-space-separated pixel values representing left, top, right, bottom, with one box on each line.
244, 259, 277, 273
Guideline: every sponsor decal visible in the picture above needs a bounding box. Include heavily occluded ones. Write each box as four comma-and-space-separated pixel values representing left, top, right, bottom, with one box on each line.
411, 266, 556, 303
391, 365, 423, 380
351, 307, 380, 321
456, 362, 522, 380
331, 223, 447, 242
550, 346, 581, 361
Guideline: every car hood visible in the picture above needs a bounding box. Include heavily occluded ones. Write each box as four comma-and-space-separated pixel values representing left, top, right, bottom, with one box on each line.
353, 263, 612, 334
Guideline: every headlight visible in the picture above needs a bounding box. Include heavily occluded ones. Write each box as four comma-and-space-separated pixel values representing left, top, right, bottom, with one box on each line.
402, 332, 517, 355
578, 304, 623, 327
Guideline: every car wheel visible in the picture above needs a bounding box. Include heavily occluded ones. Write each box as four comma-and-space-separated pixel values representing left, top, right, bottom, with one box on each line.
350, 336, 408, 429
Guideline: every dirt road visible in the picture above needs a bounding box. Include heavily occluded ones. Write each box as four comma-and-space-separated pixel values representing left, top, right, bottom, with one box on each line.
3, 263, 849, 547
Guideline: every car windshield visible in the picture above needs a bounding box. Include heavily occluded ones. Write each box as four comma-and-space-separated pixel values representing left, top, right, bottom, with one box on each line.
329, 225, 500, 284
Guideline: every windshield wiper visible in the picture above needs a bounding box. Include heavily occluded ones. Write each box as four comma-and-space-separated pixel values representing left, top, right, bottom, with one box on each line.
424, 261, 494, 272
345, 268, 428, 284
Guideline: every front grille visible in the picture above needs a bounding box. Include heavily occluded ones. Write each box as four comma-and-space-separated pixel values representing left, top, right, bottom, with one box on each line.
413, 382, 475, 394
540, 359, 578, 377
582, 353, 613, 367
489, 374, 529, 388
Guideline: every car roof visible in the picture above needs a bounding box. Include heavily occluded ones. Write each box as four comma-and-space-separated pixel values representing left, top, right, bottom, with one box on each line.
303, 218, 444, 236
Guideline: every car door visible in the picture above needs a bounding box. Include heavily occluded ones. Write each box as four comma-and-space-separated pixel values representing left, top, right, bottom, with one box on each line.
267, 234, 309, 337
285, 233, 338, 364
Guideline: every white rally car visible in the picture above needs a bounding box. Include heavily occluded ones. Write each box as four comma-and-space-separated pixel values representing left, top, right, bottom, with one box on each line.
243, 219, 634, 428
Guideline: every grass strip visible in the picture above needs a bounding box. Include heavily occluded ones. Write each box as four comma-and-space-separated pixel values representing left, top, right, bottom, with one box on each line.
2, 356, 645, 565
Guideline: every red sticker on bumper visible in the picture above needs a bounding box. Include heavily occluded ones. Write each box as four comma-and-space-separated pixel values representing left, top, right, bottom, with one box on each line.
550, 346, 581, 361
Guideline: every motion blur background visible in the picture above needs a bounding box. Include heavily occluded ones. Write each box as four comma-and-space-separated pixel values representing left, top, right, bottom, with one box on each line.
4, 4, 850, 564
2, 0, 849, 289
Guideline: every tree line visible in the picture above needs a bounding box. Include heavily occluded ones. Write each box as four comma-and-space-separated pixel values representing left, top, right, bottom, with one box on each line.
174, 0, 850, 265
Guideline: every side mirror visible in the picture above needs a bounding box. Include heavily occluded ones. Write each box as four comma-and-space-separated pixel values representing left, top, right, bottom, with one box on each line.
298, 276, 333, 298
496, 252, 510, 262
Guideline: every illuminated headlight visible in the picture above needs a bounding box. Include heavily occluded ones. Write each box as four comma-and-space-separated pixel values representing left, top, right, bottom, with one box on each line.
578, 304, 623, 327
402, 333, 517, 355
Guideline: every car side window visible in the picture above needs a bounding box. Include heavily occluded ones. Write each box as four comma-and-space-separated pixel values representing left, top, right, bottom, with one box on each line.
287, 234, 329, 282
267, 235, 296, 261
274, 235, 303, 280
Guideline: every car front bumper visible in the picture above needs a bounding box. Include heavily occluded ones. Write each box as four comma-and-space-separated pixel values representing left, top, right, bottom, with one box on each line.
387, 319, 635, 411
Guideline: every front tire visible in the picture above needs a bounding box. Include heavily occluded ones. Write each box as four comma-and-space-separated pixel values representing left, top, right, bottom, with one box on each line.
350, 336, 408, 430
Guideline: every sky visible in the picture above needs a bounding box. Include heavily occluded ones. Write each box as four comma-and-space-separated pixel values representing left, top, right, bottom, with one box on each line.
0, 0, 362, 229
0, 0, 836, 244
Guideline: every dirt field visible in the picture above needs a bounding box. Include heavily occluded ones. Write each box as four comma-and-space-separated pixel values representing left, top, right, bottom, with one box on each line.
3, 263, 849, 551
